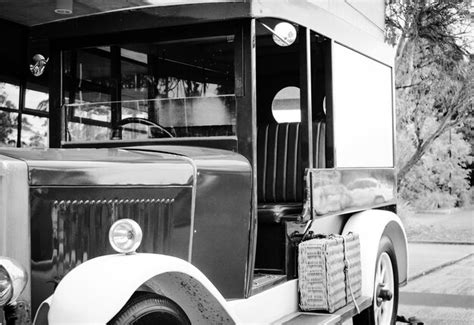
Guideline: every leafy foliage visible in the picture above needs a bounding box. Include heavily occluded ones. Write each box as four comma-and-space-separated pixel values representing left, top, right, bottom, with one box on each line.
399, 118, 472, 209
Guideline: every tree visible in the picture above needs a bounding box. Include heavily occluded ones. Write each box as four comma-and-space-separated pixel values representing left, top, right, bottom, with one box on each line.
399, 116, 472, 209
386, 0, 473, 184
396, 54, 472, 183
0, 111, 14, 144
0, 86, 17, 145
386, 0, 470, 69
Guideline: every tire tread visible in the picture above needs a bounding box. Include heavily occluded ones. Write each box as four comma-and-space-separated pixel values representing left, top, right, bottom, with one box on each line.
108, 292, 190, 325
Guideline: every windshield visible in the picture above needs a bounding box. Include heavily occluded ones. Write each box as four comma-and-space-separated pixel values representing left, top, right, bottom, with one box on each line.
62, 33, 236, 143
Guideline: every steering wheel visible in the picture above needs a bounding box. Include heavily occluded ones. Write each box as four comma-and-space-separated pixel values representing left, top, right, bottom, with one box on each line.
112, 117, 174, 139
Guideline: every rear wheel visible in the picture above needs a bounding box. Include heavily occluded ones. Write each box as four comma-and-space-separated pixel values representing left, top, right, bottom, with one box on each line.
353, 236, 399, 325
108, 292, 190, 325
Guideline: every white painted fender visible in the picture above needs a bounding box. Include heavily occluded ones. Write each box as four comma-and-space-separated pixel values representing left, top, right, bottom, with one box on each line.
342, 210, 408, 298
47, 253, 238, 324
33, 295, 51, 325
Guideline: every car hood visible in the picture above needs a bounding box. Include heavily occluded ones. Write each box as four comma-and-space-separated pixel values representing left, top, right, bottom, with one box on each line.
0, 148, 194, 186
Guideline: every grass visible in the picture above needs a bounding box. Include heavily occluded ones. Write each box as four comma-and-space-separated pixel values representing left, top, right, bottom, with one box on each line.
400, 207, 474, 243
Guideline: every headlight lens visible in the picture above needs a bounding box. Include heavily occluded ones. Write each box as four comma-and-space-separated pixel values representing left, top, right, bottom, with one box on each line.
0, 266, 13, 306
0, 257, 27, 307
109, 219, 143, 254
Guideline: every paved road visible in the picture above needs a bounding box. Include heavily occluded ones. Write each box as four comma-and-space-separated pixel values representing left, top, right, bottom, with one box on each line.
397, 243, 474, 324
407, 243, 474, 280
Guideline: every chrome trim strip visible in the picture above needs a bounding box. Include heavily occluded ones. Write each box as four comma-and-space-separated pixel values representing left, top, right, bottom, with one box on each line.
177, 155, 198, 263
245, 18, 258, 297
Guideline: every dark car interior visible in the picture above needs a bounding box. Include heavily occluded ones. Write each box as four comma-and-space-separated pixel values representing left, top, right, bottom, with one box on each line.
253, 20, 332, 292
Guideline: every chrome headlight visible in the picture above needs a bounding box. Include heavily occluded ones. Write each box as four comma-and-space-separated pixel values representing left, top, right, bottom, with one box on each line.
0, 257, 27, 307
109, 219, 143, 254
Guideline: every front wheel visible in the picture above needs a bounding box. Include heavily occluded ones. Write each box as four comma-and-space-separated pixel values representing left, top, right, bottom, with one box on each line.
108, 292, 191, 325
353, 236, 399, 325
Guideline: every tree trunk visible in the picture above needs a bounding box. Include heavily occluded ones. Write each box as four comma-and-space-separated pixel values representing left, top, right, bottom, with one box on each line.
397, 112, 455, 184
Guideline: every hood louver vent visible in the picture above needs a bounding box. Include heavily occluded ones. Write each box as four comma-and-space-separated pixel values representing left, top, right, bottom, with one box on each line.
50, 198, 174, 275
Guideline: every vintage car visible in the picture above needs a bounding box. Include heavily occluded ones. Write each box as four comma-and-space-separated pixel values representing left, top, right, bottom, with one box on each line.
0, 1, 407, 324
347, 178, 395, 207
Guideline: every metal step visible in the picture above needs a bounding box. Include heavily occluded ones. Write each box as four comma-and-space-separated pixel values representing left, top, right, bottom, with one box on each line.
274, 296, 372, 325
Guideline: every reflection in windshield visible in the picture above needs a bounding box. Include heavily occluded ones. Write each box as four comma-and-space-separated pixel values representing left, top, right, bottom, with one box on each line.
64, 95, 236, 142
62, 33, 235, 142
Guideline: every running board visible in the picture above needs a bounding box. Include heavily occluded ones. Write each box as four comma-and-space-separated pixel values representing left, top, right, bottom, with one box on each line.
274, 296, 372, 325
252, 273, 287, 295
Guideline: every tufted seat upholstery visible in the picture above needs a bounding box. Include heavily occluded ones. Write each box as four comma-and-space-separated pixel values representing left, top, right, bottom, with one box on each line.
257, 122, 325, 223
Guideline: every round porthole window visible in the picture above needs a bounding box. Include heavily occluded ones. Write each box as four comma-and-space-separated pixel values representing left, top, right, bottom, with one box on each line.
271, 86, 301, 123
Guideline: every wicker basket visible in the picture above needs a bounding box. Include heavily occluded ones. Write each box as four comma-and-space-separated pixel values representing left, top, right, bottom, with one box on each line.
298, 232, 362, 313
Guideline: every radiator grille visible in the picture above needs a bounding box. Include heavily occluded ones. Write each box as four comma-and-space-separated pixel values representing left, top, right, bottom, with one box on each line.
50, 198, 174, 275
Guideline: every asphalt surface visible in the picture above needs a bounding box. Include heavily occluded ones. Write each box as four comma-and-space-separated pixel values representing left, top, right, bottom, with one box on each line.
406, 243, 474, 280
397, 243, 474, 324
343, 209, 474, 325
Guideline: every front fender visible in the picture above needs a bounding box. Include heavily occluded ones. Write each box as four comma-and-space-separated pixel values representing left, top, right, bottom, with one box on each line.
342, 210, 408, 298
47, 254, 237, 324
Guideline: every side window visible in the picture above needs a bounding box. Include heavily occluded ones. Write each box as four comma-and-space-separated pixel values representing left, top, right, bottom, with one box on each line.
0, 81, 20, 147
0, 80, 49, 148
271, 86, 301, 123
332, 43, 393, 168
22, 85, 49, 148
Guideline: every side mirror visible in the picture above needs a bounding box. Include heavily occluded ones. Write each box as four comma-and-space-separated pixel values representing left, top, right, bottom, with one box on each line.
272, 22, 297, 47
258, 21, 298, 47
